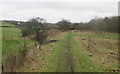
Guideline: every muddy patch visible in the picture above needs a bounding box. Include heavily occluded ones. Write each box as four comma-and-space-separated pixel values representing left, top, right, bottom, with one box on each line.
45, 40, 59, 44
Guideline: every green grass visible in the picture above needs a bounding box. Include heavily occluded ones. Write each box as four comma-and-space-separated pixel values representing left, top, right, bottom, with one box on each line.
2, 39, 35, 58
2, 27, 24, 58
45, 35, 67, 72
0, 22, 16, 26
2, 27, 21, 40
68, 32, 100, 72
2, 23, 36, 65
72, 32, 118, 72
71, 33, 118, 40
45, 32, 101, 72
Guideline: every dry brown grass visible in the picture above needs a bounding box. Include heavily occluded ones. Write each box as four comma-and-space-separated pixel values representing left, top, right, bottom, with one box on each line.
73, 30, 118, 35
47, 29, 61, 40
73, 30, 95, 35
47, 29, 68, 40
76, 36, 118, 72
15, 30, 67, 72
93, 38, 118, 52
15, 45, 51, 72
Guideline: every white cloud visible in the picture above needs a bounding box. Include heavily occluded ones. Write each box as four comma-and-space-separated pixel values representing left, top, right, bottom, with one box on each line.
0, 2, 118, 23
0, 0, 119, 2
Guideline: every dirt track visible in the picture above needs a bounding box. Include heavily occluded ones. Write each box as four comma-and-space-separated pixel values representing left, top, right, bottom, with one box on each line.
65, 36, 74, 72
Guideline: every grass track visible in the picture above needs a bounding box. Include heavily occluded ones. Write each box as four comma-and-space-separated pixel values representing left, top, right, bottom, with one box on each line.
68, 32, 100, 72
46, 31, 100, 72
45, 37, 68, 72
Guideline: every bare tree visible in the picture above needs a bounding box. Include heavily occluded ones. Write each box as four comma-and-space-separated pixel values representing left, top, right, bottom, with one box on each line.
21, 17, 48, 50
57, 19, 71, 31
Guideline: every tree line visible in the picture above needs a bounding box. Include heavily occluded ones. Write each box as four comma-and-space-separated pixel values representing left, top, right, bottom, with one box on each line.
57, 16, 119, 33
2, 16, 119, 33
73, 16, 118, 33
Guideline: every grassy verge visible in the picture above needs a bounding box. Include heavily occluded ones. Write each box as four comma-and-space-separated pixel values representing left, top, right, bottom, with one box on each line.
2, 24, 36, 71
2, 27, 35, 57
2, 39, 35, 59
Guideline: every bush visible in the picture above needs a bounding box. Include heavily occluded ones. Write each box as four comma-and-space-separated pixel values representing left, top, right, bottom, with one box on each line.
21, 17, 48, 50
57, 19, 71, 31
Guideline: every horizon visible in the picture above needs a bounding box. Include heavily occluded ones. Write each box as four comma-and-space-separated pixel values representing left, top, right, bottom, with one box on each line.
0, 15, 118, 24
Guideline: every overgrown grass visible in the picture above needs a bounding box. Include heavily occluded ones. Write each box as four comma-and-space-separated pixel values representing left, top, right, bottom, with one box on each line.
74, 31, 118, 72
45, 32, 101, 72
2, 39, 35, 58
2, 23, 36, 66
94, 45, 118, 71
71, 33, 118, 40
45, 31, 118, 72
68, 32, 101, 72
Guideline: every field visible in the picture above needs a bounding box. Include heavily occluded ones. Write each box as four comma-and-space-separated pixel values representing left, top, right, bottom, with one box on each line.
2, 22, 119, 72
0, 22, 15, 26
2, 22, 36, 71
15, 30, 118, 72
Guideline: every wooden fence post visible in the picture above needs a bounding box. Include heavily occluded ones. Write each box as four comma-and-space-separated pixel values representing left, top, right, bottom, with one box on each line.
87, 36, 90, 50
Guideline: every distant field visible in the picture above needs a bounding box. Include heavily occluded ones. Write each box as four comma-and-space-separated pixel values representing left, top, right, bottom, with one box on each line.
1, 22, 16, 26
2, 28, 21, 40
71, 31, 118, 40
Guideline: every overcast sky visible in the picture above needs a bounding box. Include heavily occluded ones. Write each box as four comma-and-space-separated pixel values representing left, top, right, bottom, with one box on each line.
0, 0, 119, 23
